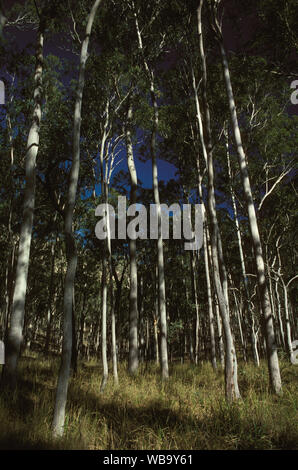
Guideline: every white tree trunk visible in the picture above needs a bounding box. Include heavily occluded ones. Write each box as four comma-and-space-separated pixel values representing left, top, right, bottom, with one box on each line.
196, 0, 240, 401
2, 27, 44, 388
126, 102, 139, 375
151, 79, 169, 380
133, 2, 169, 380
52, 0, 102, 437
226, 134, 259, 365
216, 22, 282, 394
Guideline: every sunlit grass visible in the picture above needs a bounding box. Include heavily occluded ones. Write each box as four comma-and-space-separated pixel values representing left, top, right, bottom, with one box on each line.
0, 356, 297, 449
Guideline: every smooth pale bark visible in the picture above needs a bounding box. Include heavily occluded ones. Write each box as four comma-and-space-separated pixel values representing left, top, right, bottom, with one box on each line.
126, 103, 139, 375
133, 4, 169, 380
100, 264, 108, 392
226, 137, 259, 365
203, 223, 217, 370
196, 169, 217, 370
112, 261, 126, 373
196, 0, 240, 401
111, 293, 118, 385
212, 6, 282, 393
151, 83, 169, 380
217, 228, 240, 395
283, 282, 293, 362
154, 314, 159, 365
276, 262, 298, 362
275, 278, 285, 349
99, 99, 110, 392
52, 0, 102, 438
2, 27, 44, 388
138, 276, 146, 363
190, 250, 200, 364
231, 279, 247, 362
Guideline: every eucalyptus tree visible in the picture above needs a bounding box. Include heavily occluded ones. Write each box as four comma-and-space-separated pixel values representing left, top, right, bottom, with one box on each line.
193, 0, 240, 401
52, 0, 103, 438
125, 99, 139, 375
131, 0, 169, 380
2, 1, 45, 388
208, 0, 282, 394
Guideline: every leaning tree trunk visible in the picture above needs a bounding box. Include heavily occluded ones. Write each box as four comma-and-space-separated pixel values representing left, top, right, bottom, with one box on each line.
196, 0, 240, 401
126, 101, 139, 375
210, 3, 282, 394
1, 25, 44, 388
52, 0, 102, 438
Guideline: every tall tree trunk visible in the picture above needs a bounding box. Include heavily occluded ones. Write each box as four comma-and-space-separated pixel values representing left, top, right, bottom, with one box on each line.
150, 80, 169, 380
2, 25, 44, 388
126, 102, 139, 375
99, 98, 110, 392
196, 0, 240, 401
133, 3, 169, 380
211, 4, 282, 394
52, 0, 102, 438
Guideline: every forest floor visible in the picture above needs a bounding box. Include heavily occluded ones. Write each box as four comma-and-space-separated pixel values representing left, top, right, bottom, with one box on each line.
0, 356, 297, 450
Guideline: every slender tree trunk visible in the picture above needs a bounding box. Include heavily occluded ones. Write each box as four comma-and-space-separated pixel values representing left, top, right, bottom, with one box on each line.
203, 221, 217, 370
100, 261, 108, 392
275, 278, 285, 349
196, 171, 217, 371
111, 288, 118, 385
226, 136, 259, 365
52, 0, 102, 437
133, 3, 169, 380
282, 282, 294, 362
2, 26, 44, 388
99, 99, 110, 392
150, 80, 169, 380
126, 102, 139, 375
153, 314, 159, 365
215, 300, 225, 367
190, 250, 200, 364
212, 9, 282, 393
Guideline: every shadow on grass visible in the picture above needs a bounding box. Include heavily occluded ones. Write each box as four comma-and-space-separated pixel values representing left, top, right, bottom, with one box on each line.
0, 360, 297, 450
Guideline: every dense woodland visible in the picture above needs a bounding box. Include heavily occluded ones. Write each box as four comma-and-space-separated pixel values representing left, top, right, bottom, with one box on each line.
0, 0, 297, 450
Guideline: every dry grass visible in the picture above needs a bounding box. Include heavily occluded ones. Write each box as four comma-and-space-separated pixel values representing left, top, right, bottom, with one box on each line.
0, 356, 297, 450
